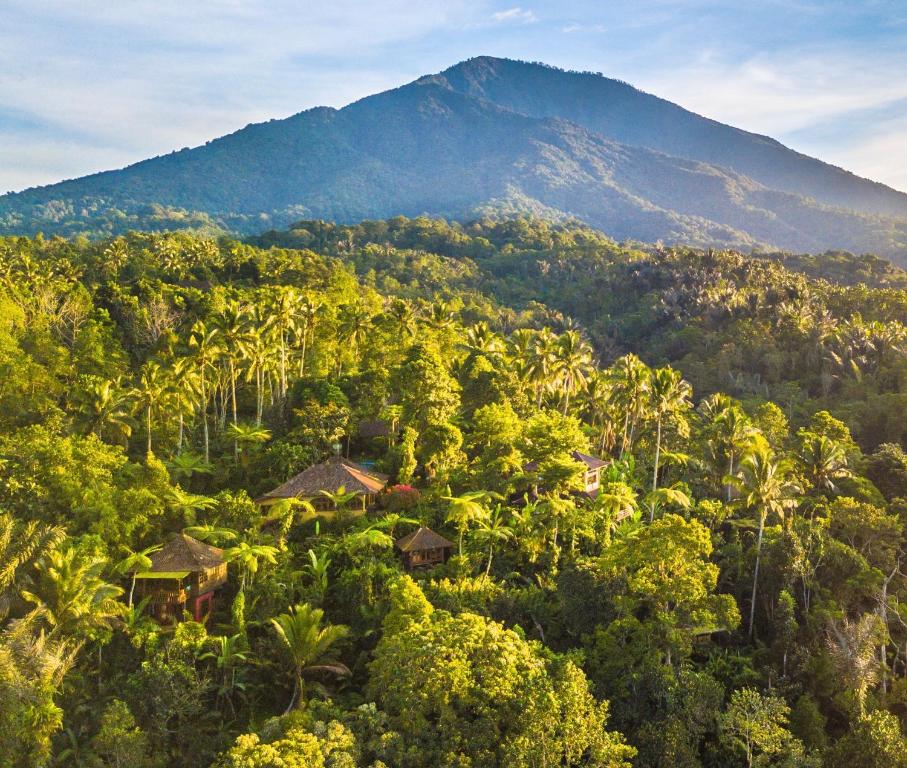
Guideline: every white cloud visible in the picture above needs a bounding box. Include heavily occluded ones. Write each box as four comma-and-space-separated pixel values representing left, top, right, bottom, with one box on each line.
0, 0, 477, 191
490, 7, 537, 25
633, 44, 907, 191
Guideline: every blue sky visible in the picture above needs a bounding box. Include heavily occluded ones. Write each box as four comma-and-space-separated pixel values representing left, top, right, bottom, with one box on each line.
2, 0, 907, 194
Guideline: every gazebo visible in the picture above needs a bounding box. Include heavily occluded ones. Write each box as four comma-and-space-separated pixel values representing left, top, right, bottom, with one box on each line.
395, 527, 454, 571
255, 456, 388, 515
132, 534, 228, 624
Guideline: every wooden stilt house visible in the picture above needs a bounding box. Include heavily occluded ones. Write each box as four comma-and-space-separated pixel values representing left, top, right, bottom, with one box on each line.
132, 534, 228, 624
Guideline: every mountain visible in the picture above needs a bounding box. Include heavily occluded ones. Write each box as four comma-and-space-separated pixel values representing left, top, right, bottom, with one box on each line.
435, 57, 907, 219
2, 56, 907, 262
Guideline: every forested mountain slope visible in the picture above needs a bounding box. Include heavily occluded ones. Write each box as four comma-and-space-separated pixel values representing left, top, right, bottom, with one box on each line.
435, 56, 907, 218
2, 58, 906, 262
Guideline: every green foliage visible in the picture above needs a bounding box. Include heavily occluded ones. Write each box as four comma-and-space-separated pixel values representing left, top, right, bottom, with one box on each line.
0, 217, 906, 767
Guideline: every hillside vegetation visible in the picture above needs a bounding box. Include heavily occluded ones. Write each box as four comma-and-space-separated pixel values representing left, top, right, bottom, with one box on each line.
3, 217, 907, 766
2, 57, 907, 262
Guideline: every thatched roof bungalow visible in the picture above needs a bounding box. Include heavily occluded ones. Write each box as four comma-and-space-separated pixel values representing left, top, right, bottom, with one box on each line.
132, 534, 228, 624
395, 526, 454, 570
255, 456, 388, 513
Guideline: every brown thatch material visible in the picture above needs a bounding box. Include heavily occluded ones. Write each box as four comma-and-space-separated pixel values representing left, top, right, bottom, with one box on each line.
395, 526, 455, 553
257, 456, 388, 503
145, 534, 225, 573
358, 419, 392, 438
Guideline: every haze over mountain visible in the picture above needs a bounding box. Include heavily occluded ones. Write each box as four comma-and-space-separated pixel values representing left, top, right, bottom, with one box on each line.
2, 56, 907, 261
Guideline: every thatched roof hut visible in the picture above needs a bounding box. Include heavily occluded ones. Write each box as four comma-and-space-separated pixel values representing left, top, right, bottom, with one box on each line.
144, 534, 225, 572
395, 526, 454, 570
255, 456, 388, 511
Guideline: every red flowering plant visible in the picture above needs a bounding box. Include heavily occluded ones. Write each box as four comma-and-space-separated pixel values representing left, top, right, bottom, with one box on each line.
383, 483, 421, 512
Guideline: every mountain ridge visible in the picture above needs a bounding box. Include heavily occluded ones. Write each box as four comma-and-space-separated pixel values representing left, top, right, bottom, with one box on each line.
2, 56, 906, 262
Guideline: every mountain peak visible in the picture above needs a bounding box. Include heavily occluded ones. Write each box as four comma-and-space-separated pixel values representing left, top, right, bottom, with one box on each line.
0, 57, 905, 260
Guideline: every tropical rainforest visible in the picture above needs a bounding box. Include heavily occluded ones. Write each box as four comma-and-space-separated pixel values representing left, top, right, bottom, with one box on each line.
3, 215, 907, 767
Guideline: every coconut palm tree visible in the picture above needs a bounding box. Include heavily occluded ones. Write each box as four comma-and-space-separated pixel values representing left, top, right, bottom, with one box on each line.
187, 321, 222, 463
528, 328, 559, 408
213, 300, 251, 453
243, 314, 277, 426
608, 354, 651, 457
73, 377, 134, 445
553, 330, 594, 414
270, 603, 350, 712
21, 548, 124, 640
648, 367, 692, 506
115, 544, 163, 606
732, 446, 801, 638
337, 304, 372, 374
294, 296, 322, 378
592, 482, 638, 545
132, 360, 170, 453
0, 512, 64, 620
269, 287, 300, 401
472, 504, 514, 577
443, 490, 494, 556
169, 356, 201, 454
798, 433, 852, 495
224, 541, 280, 595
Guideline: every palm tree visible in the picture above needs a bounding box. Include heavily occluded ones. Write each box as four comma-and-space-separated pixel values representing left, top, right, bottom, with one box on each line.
270, 603, 350, 712
213, 301, 251, 453
699, 394, 758, 501
553, 330, 594, 414
294, 296, 322, 378
798, 434, 852, 495
582, 371, 617, 455
115, 544, 163, 606
528, 328, 559, 408
169, 356, 201, 454
443, 490, 493, 556
133, 360, 170, 453
337, 304, 372, 374
642, 486, 692, 522
21, 548, 124, 640
187, 321, 222, 463
224, 541, 280, 595
165, 451, 213, 484
592, 482, 638, 545
317, 486, 362, 522
166, 488, 217, 527
269, 287, 299, 401
461, 321, 505, 361
732, 446, 801, 638
472, 504, 514, 577
0, 512, 64, 620
243, 321, 274, 426
648, 367, 692, 509
608, 354, 651, 456
226, 422, 272, 470
73, 377, 134, 445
